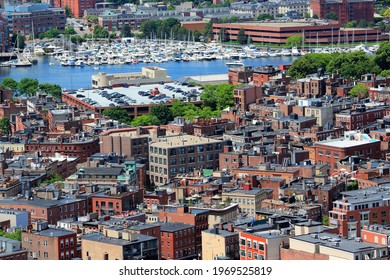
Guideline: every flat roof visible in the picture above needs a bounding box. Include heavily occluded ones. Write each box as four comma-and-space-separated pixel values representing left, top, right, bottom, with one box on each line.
316, 138, 379, 148
160, 222, 194, 232
82, 232, 156, 245
0, 197, 84, 208
150, 134, 222, 148
203, 228, 238, 237
67, 83, 202, 107
35, 228, 75, 237
292, 233, 386, 253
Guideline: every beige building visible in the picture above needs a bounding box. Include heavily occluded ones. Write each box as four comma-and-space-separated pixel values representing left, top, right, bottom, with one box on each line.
202, 226, 239, 260
286, 233, 388, 260
149, 134, 223, 186
222, 189, 272, 218
91, 67, 172, 88
304, 105, 333, 129
191, 203, 239, 229
82, 228, 159, 260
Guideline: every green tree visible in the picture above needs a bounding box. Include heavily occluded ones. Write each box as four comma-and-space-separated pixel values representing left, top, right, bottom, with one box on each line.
285, 35, 304, 47
151, 105, 173, 125
70, 35, 86, 44
380, 69, 390, 77
358, 20, 369, 28
325, 12, 338, 20
287, 53, 332, 79
257, 14, 273, 21
218, 27, 228, 42
44, 28, 60, 38
131, 114, 161, 126
38, 83, 62, 98
322, 214, 329, 226
304, 12, 311, 19
17, 78, 39, 96
0, 118, 11, 135
12, 33, 26, 49
42, 173, 63, 184
93, 25, 109, 38
1, 78, 18, 90
120, 24, 132, 38
65, 5, 72, 17
86, 15, 98, 24
375, 41, 390, 70
313, 14, 319, 19
201, 84, 235, 111
202, 21, 214, 41
167, 5, 175, 10
345, 21, 357, 28
102, 107, 132, 124
0, 228, 22, 241
348, 84, 368, 98
326, 51, 380, 79
64, 26, 76, 35
237, 28, 247, 45
193, 29, 202, 41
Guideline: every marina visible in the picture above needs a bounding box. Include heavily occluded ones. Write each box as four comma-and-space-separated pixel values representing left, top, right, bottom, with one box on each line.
0, 39, 380, 90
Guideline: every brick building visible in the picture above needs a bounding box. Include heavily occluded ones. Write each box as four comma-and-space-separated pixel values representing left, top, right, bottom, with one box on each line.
99, 127, 159, 160
315, 131, 382, 174
193, 118, 235, 137
160, 222, 197, 260
6, 4, 66, 35
233, 85, 263, 112
91, 186, 143, 217
335, 106, 386, 131
22, 227, 79, 260
310, 0, 374, 23
149, 135, 223, 186
159, 205, 209, 256
0, 16, 9, 52
228, 66, 254, 85
25, 136, 99, 163
253, 65, 280, 86
144, 189, 175, 211
329, 186, 390, 238
361, 224, 390, 257
240, 230, 289, 260
296, 75, 327, 97
0, 197, 89, 225
55, 0, 96, 18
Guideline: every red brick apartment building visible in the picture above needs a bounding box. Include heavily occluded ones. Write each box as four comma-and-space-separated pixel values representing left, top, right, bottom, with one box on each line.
329, 187, 390, 238
239, 231, 289, 260
253, 65, 280, 86
144, 189, 175, 210
0, 198, 89, 225
160, 222, 196, 260
361, 224, 390, 258
310, 0, 374, 23
159, 206, 209, 256
335, 106, 386, 131
91, 186, 143, 217
0, 16, 9, 52
233, 85, 263, 111
54, 0, 96, 18
22, 227, 79, 260
213, 21, 386, 44
11, 8, 66, 35
228, 67, 254, 85
25, 137, 100, 163
193, 118, 235, 136
315, 132, 382, 174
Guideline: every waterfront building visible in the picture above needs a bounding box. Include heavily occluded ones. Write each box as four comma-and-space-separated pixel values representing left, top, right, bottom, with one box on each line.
54, 0, 96, 19
5, 3, 66, 35
0, 16, 9, 52
212, 21, 387, 44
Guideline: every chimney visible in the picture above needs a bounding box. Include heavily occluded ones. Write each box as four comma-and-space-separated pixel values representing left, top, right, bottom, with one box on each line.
227, 223, 234, 232
219, 223, 224, 230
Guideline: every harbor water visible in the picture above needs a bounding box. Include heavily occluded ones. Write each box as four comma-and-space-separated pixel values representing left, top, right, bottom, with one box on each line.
0, 56, 297, 90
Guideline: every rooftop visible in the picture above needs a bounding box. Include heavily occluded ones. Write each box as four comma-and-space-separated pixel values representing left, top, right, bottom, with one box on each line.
150, 134, 222, 148
82, 232, 156, 245
33, 228, 75, 238
160, 222, 194, 232
292, 233, 386, 253
203, 228, 238, 237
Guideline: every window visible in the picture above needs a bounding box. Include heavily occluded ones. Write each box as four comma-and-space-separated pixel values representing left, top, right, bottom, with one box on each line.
240, 239, 246, 246
240, 250, 246, 257
259, 243, 264, 251
197, 145, 204, 152
247, 240, 251, 248
247, 251, 252, 258
44, 252, 48, 259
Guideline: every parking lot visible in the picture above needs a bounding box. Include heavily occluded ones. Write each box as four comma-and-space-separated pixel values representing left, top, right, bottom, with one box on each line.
67, 83, 203, 107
